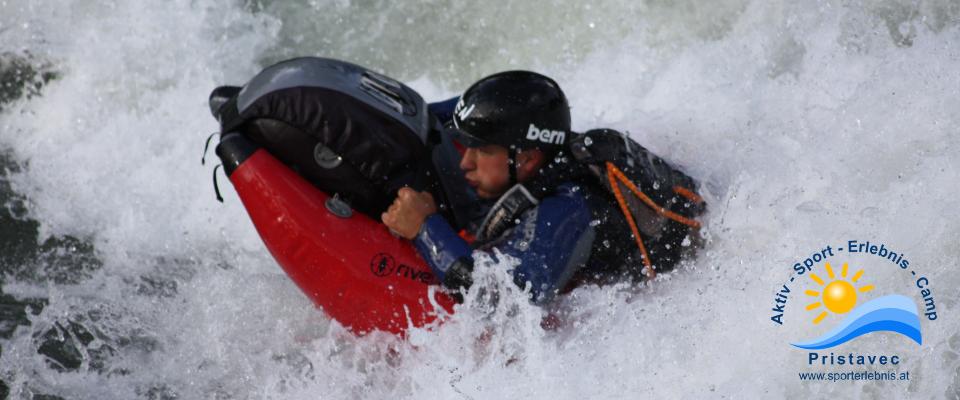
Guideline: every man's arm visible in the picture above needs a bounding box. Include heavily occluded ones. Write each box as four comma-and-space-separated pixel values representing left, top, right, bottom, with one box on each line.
413, 184, 596, 304
381, 187, 476, 289
413, 214, 476, 290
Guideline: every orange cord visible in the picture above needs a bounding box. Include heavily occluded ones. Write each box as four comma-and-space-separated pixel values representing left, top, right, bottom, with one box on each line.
606, 162, 701, 229
606, 164, 655, 279
605, 162, 703, 279
672, 186, 704, 204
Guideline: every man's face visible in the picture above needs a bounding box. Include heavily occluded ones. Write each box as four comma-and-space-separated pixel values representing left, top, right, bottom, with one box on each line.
459, 144, 511, 199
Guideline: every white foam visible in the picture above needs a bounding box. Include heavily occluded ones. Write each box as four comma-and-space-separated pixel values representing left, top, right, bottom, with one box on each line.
1, 0, 958, 398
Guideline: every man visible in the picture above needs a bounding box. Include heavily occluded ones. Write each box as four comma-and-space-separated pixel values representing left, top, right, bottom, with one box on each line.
382, 70, 648, 304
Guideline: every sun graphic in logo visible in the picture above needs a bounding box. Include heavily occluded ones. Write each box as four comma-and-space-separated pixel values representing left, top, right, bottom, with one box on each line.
804, 263, 874, 324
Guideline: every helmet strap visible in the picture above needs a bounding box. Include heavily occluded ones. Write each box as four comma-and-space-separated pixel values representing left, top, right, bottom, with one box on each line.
508, 147, 518, 187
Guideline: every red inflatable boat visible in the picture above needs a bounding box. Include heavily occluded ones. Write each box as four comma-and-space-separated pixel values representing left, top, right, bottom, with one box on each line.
210, 58, 465, 336
216, 134, 457, 335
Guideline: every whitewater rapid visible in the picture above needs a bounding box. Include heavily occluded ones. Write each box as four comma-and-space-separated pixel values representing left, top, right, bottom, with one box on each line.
1, 0, 958, 398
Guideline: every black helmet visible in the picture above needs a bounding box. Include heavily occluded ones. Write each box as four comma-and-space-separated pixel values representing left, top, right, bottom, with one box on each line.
449, 71, 571, 153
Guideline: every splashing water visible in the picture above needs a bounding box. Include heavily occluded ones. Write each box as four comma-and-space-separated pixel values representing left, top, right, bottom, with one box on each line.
1, 0, 959, 398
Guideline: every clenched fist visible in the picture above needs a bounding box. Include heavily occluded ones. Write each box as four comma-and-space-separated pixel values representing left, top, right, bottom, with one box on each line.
381, 187, 438, 239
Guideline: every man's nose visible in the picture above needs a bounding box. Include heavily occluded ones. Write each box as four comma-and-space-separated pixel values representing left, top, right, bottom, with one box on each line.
459, 148, 476, 171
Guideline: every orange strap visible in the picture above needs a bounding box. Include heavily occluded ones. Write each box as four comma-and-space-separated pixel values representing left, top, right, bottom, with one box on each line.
673, 185, 704, 204
607, 164, 655, 279
606, 162, 701, 229
605, 162, 703, 279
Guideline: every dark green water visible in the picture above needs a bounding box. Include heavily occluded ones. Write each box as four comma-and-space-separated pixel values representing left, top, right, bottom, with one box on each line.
0, 54, 104, 400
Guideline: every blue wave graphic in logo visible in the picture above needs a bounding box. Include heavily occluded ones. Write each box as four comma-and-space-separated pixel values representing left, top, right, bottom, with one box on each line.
792, 295, 922, 350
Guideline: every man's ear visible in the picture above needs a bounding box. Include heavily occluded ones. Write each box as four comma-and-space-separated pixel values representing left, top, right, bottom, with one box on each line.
516, 149, 545, 180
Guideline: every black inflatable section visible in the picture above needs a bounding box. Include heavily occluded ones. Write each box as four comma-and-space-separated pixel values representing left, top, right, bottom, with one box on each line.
569, 129, 705, 218
210, 57, 443, 217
